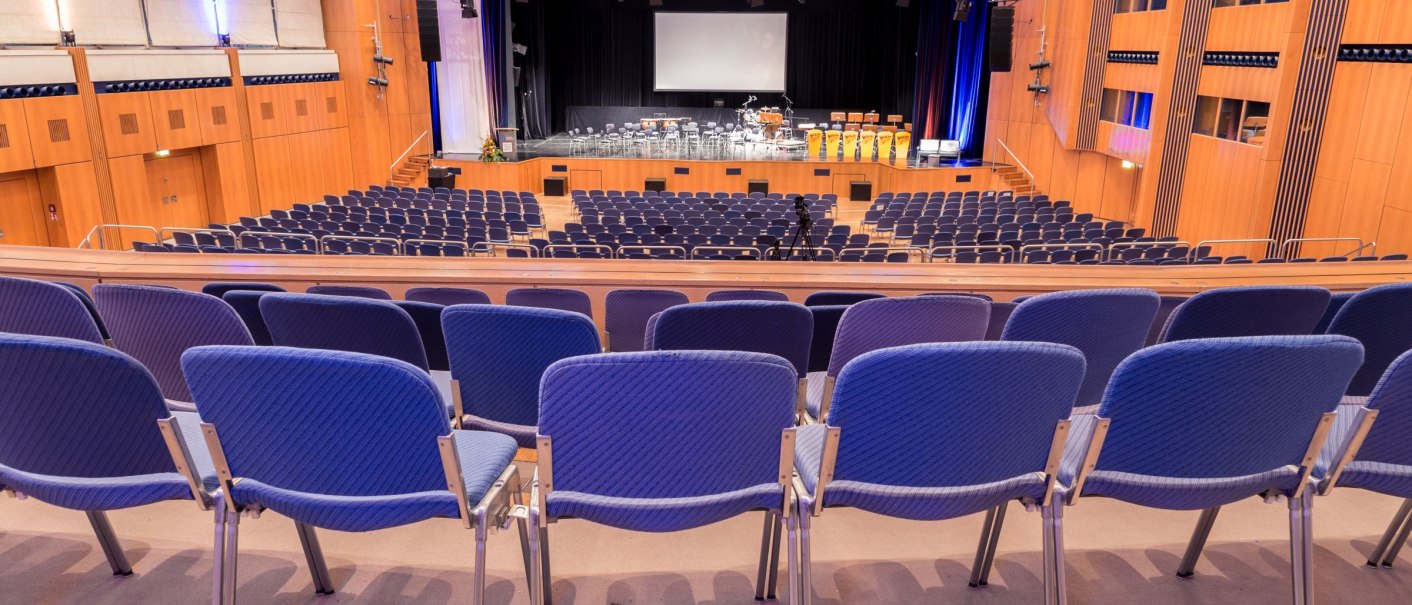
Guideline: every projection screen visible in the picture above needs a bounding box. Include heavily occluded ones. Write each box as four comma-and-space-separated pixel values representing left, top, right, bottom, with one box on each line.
654, 12, 787, 92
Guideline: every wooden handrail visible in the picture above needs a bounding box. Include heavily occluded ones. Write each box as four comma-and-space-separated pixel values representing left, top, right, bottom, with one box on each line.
993, 138, 1036, 184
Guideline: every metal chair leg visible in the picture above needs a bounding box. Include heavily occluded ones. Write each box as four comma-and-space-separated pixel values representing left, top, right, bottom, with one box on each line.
799, 512, 813, 605
785, 514, 800, 605
472, 508, 488, 605
294, 522, 334, 595
1377, 499, 1412, 568
754, 511, 778, 601
1042, 505, 1058, 605
1301, 492, 1315, 605
1289, 495, 1307, 605
1177, 507, 1221, 578
1052, 503, 1068, 605
221, 504, 241, 605
1368, 500, 1412, 567
213, 500, 228, 605
539, 526, 553, 605
969, 507, 998, 588
765, 511, 783, 600
86, 511, 133, 576
978, 503, 1008, 587
511, 473, 535, 591
526, 514, 543, 605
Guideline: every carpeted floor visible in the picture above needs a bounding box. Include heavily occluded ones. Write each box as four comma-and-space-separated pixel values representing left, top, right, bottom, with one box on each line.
3, 460, 1411, 604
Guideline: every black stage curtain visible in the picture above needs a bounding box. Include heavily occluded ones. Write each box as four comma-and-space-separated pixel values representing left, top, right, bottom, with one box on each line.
513, 0, 925, 136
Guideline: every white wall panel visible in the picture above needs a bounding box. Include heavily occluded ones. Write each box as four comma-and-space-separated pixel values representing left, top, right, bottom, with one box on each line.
220, 0, 278, 47
88, 49, 230, 81
0, 1, 61, 46
274, 0, 325, 48
60, 0, 148, 46
238, 49, 337, 76
0, 51, 78, 86
145, 0, 220, 47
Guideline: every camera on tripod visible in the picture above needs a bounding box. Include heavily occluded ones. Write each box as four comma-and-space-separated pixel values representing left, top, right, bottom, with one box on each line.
793, 196, 812, 227
773, 196, 817, 261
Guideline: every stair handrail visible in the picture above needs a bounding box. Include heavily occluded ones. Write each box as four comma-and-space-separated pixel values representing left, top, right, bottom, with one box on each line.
994, 138, 1036, 185
389, 130, 431, 184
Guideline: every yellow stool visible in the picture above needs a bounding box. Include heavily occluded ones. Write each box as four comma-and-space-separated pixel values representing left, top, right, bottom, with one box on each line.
825, 130, 842, 159
806, 129, 824, 158
859, 130, 877, 160
841, 130, 859, 160
876, 131, 894, 162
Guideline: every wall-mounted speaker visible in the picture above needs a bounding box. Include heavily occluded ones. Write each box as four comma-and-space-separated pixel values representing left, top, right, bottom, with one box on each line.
989, 7, 1015, 72
416, 0, 442, 62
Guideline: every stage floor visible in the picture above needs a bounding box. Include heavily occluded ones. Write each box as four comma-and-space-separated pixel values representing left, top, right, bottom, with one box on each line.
442, 133, 990, 169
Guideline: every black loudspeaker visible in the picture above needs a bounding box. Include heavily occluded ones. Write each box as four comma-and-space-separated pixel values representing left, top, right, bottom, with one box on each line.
850, 181, 873, 203
544, 177, 566, 197
748, 180, 770, 195
428, 167, 455, 190
416, 0, 442, 62
989, 7, 1015, 72
645, 177, 667, 192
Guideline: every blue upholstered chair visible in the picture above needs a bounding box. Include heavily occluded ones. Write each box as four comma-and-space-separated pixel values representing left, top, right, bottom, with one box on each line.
506, 287, 594, 318
0, 276, 105, 343
985, 301, 1017, 340
201, 282, 285, 298
1313, 351, 1412, 568
1313, 291, 1356, 334
182, 345, 520, 603
305, 284, 393, 300
1058, 336, 1362, 605
705, 289, 790, 302
1144, 295, 1189, 346
1156, 286, 1330, 342
803, 291, 884, 307
529, 351, 801, 605
603, 289, 688, 352
394, 300, 451, 371
221, 291, 275, 346
55, 281, 111, 340
1002, 288, 1160, 406
793, 342, 1086, 605
443, 305, 601, 446
94, 284, 254, 410
406, 286, 492, 306
919, 292, 994, 301
1324, 284, 1412, 396
647, 301, 813, 390
0, 334, 214, 577
807, 305, 848, 373
805, 296, 990, 422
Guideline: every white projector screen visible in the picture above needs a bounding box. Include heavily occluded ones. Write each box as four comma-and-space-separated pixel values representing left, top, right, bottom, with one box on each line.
654, 12, 787, 92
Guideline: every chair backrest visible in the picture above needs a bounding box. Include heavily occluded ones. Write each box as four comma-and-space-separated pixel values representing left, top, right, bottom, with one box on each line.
0, 333, 174, 479
1313, 292, 1355, 334
54, 282, 110, 340
306, 285, 393, 300
1094, 336, 1363, 479
393, 300, 450, 371
1351, 351, 1412, 466
827, 296, 990, 377
1158, 286, 1330, 343
829, 342, 1084, 487
505, 287, 593, 318
604, 289, 689, 352
93, 285, 254, 402
539, 351, 797, 498
0, 276, 105, 344
648, 301, 814, 377
259, 293, 429, 370
1001, 289, 1160, 405
182, 346, 448, 497
985, 301, 1017, 340
803, 291, 885, 307
443, 305, 600, 429
1325, 284, 1412, 396
705, 289, 790, 302
201, 282, 286, 298
808, 305, 848, 373
222, 291, 275, 346
405, 287, 492, 306
1145, 295, 1189, 346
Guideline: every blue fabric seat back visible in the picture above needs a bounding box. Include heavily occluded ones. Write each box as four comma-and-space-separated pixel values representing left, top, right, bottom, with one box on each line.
183, 346, 449, 497
1325, 284, 1412, 396
0, 333, 174, 478
201, 282, 286, 298
306, 285, 393, 300
705, 289, 790, 302
539, 351, 797, 498
604, 289, 689, 352
1158, 286, 1330, 343
829, 342, 1085, 487
1353, 351, 1412, 466
0, 276, 105, 344
393, 301, 450, 372
405, 287, 492, 306
443, 305, 600, 426
826, 296, 990, 377
94, 284, 254, 402
1002, 289, 1160, 405
259, 293, 429, 370
986, 301, 1017, 340
221, 291, 275, 346
505, 287, 593, 318
54, 282, 110, 340
808, 306, 848, 373
1145, 295, 1189, 346
1095, 336, 1363, 479
649, 301, 814, 377
1313, 292, 1355, 334
803, 291, 885, 307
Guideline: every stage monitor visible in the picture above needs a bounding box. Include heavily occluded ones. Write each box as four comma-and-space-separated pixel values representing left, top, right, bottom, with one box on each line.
653, 12, 787, 92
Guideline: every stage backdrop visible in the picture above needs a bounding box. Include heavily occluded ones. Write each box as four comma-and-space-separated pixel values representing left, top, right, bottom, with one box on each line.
513, 0, 921, 138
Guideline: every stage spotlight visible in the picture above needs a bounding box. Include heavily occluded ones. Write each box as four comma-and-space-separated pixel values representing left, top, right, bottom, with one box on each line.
368, 77, 389, 87
374, 55, 395, 65
953, 0, 972, 21
461, 0, 478, 18
1026, 83, 1050, 93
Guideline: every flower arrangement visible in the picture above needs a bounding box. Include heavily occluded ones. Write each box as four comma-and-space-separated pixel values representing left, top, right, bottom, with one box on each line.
480, 136, 506, 162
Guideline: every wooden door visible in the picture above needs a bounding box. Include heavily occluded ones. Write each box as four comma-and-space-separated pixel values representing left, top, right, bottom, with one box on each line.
144, 151, 210, 230
0, 172, 49, 246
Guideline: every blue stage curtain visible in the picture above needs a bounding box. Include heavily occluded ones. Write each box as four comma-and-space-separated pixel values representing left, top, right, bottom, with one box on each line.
913, 1, 992, 158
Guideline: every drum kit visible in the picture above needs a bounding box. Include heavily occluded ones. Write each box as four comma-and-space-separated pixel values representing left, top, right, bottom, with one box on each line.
737, 95, 796, 146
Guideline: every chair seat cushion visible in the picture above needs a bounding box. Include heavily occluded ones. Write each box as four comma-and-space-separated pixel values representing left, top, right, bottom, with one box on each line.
231, 430, 517, 532
0, 466, 191, 511
545, 484, 781, 532
463, 415, 537, 448
1335, 461, 1412, 499
794, 423, 1047, 521
804, 371, 827, 420
1078, 468, 1298, 510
